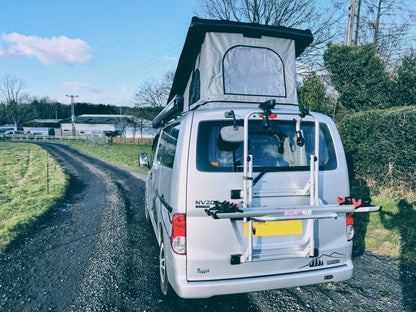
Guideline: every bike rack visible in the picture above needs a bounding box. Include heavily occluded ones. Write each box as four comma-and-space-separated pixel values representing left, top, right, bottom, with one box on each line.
205, 103, 381, 264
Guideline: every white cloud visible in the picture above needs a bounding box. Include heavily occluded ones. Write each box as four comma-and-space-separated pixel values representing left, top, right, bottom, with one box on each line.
62, 82, 102, 93
163, 56, 177, 61
0, 32, 94, 65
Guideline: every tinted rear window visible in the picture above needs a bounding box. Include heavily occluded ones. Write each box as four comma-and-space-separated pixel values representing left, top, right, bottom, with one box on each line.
197, 120, 337, 172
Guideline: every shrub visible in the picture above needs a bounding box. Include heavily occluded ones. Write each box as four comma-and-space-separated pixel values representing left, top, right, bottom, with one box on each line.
338, 106, 416, 193
324, 44, 394, 111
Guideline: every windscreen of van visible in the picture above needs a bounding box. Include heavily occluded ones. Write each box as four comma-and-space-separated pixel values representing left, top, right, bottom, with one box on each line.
197, 120, 337, 172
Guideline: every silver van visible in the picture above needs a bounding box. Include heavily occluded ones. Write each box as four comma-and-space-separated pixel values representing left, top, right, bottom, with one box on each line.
143, 17, 380, 299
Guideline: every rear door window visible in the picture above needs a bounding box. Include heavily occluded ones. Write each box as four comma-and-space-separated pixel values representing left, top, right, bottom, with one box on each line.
196, 120, 336, 172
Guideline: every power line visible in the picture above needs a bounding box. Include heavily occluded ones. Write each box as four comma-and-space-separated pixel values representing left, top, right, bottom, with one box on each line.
98, 44, 182, 89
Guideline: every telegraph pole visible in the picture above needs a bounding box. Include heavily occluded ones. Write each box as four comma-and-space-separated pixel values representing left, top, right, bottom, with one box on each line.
66, 95, 78, 137
346, 0, 357, 46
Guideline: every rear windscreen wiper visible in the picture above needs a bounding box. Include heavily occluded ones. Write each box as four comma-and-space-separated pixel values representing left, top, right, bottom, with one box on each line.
253, 169, 268, 186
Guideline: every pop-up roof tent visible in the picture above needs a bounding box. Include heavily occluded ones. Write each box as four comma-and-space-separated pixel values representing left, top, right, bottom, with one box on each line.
153, 17, 313, 128
169, 17, 313, 111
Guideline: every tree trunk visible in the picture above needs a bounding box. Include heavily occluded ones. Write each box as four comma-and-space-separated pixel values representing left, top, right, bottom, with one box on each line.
354, 0, 362, 46
373, 0, 382, 52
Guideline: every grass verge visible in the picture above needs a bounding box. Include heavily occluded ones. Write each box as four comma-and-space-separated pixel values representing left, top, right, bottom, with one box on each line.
0, 142, 67, 253
364, 194, 416, 262
61, 140, 151, 172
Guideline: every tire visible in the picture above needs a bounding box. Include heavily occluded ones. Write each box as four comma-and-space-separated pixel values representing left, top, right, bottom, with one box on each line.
159, 240, 170, 296
144, 187, 150, 225
145, 204, 150, 225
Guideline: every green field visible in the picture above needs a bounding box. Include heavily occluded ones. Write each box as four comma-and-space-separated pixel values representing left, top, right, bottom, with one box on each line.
62, 140, 152, 172
0, 142, 67, 252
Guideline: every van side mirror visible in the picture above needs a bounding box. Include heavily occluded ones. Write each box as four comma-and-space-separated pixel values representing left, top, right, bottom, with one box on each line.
138, 153, 149, 168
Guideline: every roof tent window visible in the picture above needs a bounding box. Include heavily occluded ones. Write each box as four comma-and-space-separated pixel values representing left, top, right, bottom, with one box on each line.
189, 69, 200, 104
223, 46, 286, 97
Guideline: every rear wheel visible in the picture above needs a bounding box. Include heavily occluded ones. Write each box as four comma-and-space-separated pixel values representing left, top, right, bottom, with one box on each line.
145, 205, 150, 225
159, 240, 170, 296
144, 188, 150, 225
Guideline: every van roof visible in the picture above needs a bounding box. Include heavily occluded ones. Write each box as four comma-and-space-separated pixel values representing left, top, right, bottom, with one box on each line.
168, 17, 314, 103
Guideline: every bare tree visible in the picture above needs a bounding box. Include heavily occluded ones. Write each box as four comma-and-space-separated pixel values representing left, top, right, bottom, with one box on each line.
196, 0, 339, 65
199, 0, 239, 21
354, 0, 362, 46
350, 0, 415, 68
134, 70, 174, 109
0, 74, 28, 124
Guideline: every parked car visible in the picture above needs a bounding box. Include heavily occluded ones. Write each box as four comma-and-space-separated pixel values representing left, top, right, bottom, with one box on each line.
0, 125, 24, 139
27, 128, 55, 136
4, 130, 25, 135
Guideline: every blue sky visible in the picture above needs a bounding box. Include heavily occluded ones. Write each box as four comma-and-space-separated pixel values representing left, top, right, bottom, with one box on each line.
1, 1, 415, 107
1, 0, 197, 106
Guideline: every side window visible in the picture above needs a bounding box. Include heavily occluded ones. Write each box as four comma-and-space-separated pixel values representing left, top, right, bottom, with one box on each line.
157, 123, 181, 168
150, 133, 160, 168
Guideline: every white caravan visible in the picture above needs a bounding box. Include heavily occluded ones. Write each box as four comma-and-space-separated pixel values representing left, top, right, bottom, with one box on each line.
142, 17, 380, 298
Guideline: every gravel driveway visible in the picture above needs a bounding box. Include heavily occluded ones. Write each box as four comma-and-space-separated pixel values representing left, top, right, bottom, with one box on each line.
0, 143, 414, 311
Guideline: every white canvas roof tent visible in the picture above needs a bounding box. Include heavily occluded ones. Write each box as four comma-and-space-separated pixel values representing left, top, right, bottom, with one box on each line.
153, 17, 313, 128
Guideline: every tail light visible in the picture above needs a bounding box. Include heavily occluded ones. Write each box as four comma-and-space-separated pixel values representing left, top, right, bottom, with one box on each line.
346, 212, 354, 241
171, 213, 186, 255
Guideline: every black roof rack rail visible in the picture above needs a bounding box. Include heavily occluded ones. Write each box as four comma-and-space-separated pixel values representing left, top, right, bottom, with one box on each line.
152, 95, 184, 129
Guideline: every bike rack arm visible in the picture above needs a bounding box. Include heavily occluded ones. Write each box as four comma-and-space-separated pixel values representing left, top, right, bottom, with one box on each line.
205, 204, 381, 220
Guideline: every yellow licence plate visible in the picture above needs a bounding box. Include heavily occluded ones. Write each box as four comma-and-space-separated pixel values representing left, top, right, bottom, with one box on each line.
244, 220, 303, 237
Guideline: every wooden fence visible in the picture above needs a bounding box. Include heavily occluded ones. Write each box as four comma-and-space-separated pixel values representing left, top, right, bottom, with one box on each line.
112, 137, 153, 145
4, 135, 153, 145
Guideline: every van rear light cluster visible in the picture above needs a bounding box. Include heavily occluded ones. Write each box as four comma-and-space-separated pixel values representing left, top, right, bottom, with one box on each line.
171, 213, 186, 255
346, 212, 354, 241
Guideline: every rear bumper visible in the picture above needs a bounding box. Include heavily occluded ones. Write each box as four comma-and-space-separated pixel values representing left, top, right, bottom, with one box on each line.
169, 262, 353, 299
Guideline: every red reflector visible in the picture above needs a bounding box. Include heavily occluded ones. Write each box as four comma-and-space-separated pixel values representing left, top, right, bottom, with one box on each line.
324, 275, 333, 280
346, 212, 354, 226
259, 114, 278, 119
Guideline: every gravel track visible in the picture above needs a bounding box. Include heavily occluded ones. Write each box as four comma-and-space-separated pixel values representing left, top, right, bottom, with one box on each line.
0, 143, 414, 311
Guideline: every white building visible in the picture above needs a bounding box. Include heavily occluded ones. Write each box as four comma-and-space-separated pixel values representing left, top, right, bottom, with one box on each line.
59, 114, 156, 138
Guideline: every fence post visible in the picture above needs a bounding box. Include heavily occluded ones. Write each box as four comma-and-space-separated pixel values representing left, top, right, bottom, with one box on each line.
46, 153, 49, 194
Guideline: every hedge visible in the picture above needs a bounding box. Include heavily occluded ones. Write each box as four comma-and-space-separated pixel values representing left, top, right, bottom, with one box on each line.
338, 106, 416, 192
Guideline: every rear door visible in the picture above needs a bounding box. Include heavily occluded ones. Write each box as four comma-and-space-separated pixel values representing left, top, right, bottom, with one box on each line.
186, 113, 350, 281
148, 124, 182, 234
